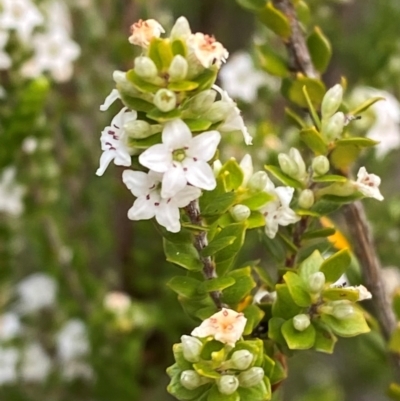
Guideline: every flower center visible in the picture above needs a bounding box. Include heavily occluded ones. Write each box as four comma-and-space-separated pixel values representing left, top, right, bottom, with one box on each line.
172, 149, 186, 162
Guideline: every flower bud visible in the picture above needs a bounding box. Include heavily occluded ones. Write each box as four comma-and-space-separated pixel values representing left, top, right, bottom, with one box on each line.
312, 155, 330, 176
154, 89, 177, 112
289, 148, 306, 178
321, 112, 345, 141
124, 120, 153, 139
293, 314, 311, 331
238, 367, 264, 388
168, 55, 188, 82
321, 84, 343, 119
332, 302, 354, 319
213, 160, 223, 176
189, 90, 216, 114
298, 189, 314, 209
230, 350, 254, 370
134, 56, 158, 80
278, 153, 298, 178
308, 272, 326, 293
230, 205, 251, 222
113, 70, 139, 95
248, 172, 268, 191
180, 370, 202, 390
181, 335, 203, 363
204, 101, 231, 123
217, 375, 239, 395
170, 16, 191, 40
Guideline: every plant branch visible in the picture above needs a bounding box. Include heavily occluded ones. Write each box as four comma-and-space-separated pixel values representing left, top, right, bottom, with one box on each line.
185, 200, 223, 309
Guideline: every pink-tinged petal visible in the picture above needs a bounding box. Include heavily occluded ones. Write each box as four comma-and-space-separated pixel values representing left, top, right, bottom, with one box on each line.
183, 159, 216, 191
191, 320, 218, 338
139, 144, 171, 172
155, 202, 181, 233
172, 186, 202, 208
100, 89, 120, 111
186, 131, 221, 161
96, 151, 116, 176
127, 196, 156, 220
161, 164, 187, 198
122, 170, 152, 197
275, 186, 294, 207
162, 119, 192, 150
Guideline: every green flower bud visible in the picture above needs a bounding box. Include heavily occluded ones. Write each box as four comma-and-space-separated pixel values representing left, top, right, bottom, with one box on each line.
134, 56, 158, 80
154, 89, 177, 112
321, 112, 345, 141
308, 272, 326, 293
289, 148, 306, 178
248, 171, 268, 191
217, 375, 239, 395
278, 153, 299, 178
189, 90, 216, 114
230, 350, 254, 370
204, 101, 231, 123
180, 370, 202, 390
124, 120, 154, 139
181, 335, 203, 363
321, 84, 343, 119
332, 302, 354, 319
113, 70, 139, 95
293, 314, 311, 331
170, 16, 191, 40
312, 155, 330, 176
238, 367, 264, 388
298, 189, 314, 209
230, 205, 251, 222
169, 55, 188, 82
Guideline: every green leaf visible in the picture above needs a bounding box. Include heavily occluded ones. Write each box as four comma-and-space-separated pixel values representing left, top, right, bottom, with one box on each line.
201, 236, 237, 257
262, 354, 276, 377
193, 364, 221, 380
349, 96, 385, 116
171, 39, 187, 57
281, 76, 326, 108
219, 159, 244, 191
302, 85, 321, 129
281, 320, 316, 350
128, 132, 161, 149
285, 107, 306, 128
242, 304, 265, 335
330, 144, 361, 169
268, 317, 286, 345
195, 306, 219, 320
168, 81, 199, 91
222, 267, 256, 305
320, 248, 351, 282
192, 67, 218, 91
295, 208, 321, 217
257, 45, 289, 77
184, 119, 212, 132
126, 69, 163, 92
264, 165, 304, 188
236, 0, 266, 12
389, 326, 400, 353
208, 385, 239, 401
241, 192, 274, 210
322, 287, 360, 302
312, 174, 347, 183
307, 26, 332, 73
270, 359, 287, 385
167, 374, 210, 400
146, 107, 182, 122
300, 126, 328, 155
247, 211, 266, 229
272, 284, 302, 319
253, 265, 274, 287
258, 2, 291, 39
172, 343, 193, 371
311, 200, 341, 215
233, 339, 264, 365
120, 93, 154, 112
238, 378, 271, 401
335, 137, 379, 147
167, 276, 202, 298
320, 310, 370, 337
163, 237, 203, 271
200, 340, 224, 360
283, 272, 312, 307
199, 277, 236, 293
149, 37, 173, 71
302, 227, 336, 240
298, 250, 324, 282
313, 327, 337, 353
388, 383, 400, 401
202, 192, 237, 217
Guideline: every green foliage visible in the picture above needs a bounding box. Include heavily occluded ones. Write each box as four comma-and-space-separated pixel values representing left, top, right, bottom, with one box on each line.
258, 2, 291, 39
307, 27, 332, 73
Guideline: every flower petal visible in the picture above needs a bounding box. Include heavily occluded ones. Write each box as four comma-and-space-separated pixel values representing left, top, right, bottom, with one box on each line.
139, 144, 171, 172
264, 217, 279, 239
161, 164, 187, 198
100, 89, 120, 111
127, 195, 157, 220
96, 151, 115, 176
122, 170, 152, 197
172, 186, 202, 208
155, 202, 181, 233
162, 119, 192, 150
186, 131, 221, 161
183, 159, 216, 190
239, 154, 253, 186
275, 186, 294, 207
277, 207, 300, 226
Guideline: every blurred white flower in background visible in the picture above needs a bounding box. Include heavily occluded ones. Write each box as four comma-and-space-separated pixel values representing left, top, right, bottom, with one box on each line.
21, 137, 38, 154
219, 51, 276, 103
0, 31, 11, 70
104, 292, 131, 316
16, 273, 57, 314
20, 342, 52, 382
0, 167, 25, 216
0, 346, 18, 385
0, 313, 21, 341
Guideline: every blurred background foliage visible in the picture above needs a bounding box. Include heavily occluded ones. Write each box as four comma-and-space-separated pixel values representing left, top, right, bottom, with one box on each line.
1, 0, 400, 400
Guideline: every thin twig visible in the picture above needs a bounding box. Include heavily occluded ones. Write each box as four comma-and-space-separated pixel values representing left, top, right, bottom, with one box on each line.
185, 200, 223, 309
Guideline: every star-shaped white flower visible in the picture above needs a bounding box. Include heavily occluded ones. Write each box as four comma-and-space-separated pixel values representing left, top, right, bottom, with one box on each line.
128, 19, 165, 47
191, 308, 247, 347
259, 178, 300, 239
354, 167, 383, 201
122, 170, 201, 233
187, 32, 228, 68
213, 85, 253, 145
0, 0, 44, 43
96, 108, 137, 176
139, 119, 220, 198
0, 31, 11, 70
21, 28, 80, 82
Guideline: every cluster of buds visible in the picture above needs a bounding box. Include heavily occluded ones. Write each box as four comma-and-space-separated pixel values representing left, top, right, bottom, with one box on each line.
167, 309, 272, 401
320, 84, 345, 141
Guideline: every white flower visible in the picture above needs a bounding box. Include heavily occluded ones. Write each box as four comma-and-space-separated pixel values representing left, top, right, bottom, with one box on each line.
260, 178, 300, 239
354, 167, 383, 201
20, 342, 51, 382
123, 170, 201, 233
21, 137, 38, 154
239, 154, 254, 187
16, 273, 57, 314
0, 0, 44, 42
128, 19, 165, 47
213, 85, 253, 145
0, 313, 21, 341
100, 88, 120, 111
0, 167, 25, 216
21, 28, 80, 82
139, 119, 220, 198
354, 285, 372, 301
96, 107, 137, 176
56, 319, 90, 362
191, 308, 247, 347
253, 288, 276, 304
187, 33, 228, 68
104, 292, 131, 315
45, 0, 72, 33
0, 347, 18, 385
220, 51, 274, 103
61, 359, 93, 381
0, 30, 11, 70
